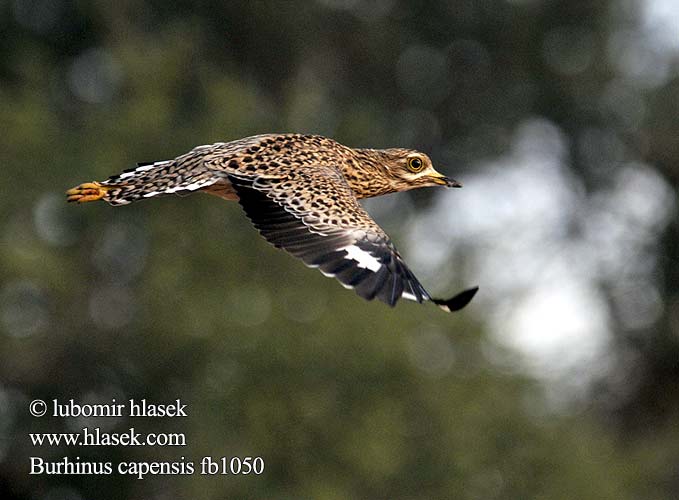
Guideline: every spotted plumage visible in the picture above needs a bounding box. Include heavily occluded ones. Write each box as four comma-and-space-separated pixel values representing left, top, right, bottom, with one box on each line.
67, 133, 478, 312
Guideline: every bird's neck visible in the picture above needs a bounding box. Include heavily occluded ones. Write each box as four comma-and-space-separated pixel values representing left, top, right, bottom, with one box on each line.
342, 149, 395, 199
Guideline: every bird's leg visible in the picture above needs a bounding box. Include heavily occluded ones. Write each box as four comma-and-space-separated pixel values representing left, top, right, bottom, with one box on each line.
66, 182, 111, 203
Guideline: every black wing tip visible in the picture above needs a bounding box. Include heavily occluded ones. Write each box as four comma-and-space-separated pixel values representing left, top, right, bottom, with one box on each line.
432, 286, 479, 313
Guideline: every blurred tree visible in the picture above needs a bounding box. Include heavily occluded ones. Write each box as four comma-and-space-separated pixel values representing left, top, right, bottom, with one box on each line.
1, 0, 678, 499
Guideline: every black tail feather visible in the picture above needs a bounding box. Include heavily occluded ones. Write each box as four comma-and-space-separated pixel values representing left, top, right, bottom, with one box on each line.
432, 286, 479, 313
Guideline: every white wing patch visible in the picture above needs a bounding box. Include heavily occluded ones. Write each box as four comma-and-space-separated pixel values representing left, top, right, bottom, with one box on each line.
340, 245, 382, 272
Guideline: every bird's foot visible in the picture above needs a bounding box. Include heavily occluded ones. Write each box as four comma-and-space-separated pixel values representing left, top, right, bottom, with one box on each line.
66, 182, 110, 203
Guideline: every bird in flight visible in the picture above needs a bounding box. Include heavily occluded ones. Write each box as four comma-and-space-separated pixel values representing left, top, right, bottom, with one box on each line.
67, 134, 478, 312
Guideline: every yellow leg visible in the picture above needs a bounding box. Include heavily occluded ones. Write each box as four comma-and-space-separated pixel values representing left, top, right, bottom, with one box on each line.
66, 182, 111, 203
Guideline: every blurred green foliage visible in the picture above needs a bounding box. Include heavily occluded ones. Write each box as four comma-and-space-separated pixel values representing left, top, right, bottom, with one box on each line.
2, 1, 679, 499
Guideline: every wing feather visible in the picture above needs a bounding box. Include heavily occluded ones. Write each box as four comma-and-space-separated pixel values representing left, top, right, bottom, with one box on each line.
227, 166, 475, 311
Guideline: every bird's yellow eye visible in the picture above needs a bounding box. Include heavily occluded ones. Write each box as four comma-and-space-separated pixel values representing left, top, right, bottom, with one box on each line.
407, 157, 424, 172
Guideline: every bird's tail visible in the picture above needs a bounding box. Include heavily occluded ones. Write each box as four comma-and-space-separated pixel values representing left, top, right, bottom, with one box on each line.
67, 160, 217, 206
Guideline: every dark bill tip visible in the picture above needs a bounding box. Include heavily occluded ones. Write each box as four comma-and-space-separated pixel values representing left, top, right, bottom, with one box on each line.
446, 178, 463, 188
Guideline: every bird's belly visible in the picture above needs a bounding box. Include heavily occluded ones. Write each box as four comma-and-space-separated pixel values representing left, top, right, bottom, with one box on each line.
201, 180, 239, 201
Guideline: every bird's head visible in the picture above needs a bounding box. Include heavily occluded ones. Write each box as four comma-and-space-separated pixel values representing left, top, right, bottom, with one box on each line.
378, 148, 462, 192
345, 146, 462, 198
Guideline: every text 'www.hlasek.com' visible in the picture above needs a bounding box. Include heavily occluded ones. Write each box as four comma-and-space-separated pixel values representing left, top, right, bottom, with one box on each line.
28, 398, 264, 479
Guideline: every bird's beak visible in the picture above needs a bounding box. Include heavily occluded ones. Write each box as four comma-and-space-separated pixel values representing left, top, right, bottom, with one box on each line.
429, 171, 463, 188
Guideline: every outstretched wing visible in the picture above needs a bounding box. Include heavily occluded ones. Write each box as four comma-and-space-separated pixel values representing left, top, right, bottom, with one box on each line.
227, 165, 477, 311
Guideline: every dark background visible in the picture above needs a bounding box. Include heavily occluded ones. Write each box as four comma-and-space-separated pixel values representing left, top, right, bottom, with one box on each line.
2, 0, 679, 498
